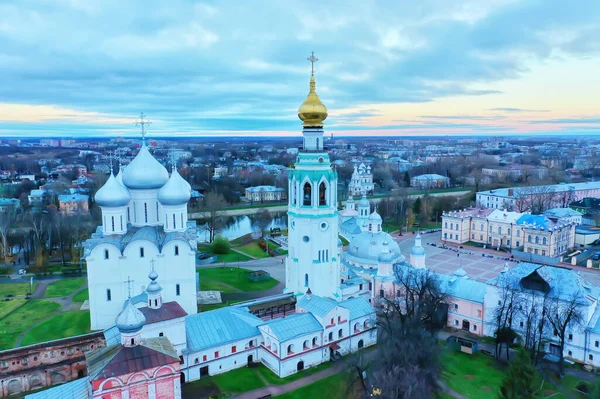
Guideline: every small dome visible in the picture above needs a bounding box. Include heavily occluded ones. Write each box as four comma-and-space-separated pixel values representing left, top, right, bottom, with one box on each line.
95, 173, 131, 207
146, 269, 162, 294
298, 75, 328, 127
410, 245, 425, 256
115, 167, 125, 187
122, 145, 169, 190
369, 211, 382, 222
454, 267, 468, 278
116, 299, 146, 333
358, 195, 370, 208
346, 231, 404, 264
158, 168, 191, 206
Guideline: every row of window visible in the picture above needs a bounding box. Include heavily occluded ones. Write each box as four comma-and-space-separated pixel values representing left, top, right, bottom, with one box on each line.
106, 284, 180, 301
103, 245, 180, 260
291, 181, 329, 207
193, 341, 256, 365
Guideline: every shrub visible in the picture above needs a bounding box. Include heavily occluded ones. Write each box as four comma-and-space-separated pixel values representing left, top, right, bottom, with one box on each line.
211, 236, 230, 254
258, 240, 267, 251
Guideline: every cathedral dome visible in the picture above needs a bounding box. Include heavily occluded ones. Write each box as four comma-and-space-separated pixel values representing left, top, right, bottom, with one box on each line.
410, 233, 425, 256
115, 167, 126, 187
347, 231, 404, 264
369, 211, 382, 222
358, 195, 370, 208
298, 75, 328, 127
95, 172, 131, 207
116, 299, 146, 333
122, 145, 169, 190
146, 269, 162, 294
157, 168, 191, 206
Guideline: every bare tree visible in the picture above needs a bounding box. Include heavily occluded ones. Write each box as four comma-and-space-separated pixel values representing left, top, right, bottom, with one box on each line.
545, 293, 584, 377
518, 290, 550, 364
252, 208, 273, 239
0, 209, 15, 264
492, 278, 520, 361
202, 192, 226, 243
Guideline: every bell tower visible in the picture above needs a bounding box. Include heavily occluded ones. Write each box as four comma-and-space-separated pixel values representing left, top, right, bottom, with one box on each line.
285, 53, 341, 300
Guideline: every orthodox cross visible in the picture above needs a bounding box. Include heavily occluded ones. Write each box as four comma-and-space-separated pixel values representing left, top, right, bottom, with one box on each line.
168, 147, 177, 171
135, 112, 151, 144
123, 276, 134, 298
107, 150, 114, 170
307, 51, 318, 75
150, 259, 156, 272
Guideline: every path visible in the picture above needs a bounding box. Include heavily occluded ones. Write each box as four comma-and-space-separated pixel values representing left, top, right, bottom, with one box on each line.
14, 282, 88, 347
231, 247, 258, 260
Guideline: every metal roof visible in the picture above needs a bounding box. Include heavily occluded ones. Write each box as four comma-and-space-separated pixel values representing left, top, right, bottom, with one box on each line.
139, 301, 188, 324
339, 297, 375, 320
296, 295, 339, 318
262, 313, 323, 342
25, 377, 90, 399
438, 274, 487, 303
185, 307, 262, 352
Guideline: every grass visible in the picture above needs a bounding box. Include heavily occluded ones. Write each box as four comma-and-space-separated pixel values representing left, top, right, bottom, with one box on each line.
0, 282, 37, 297
44, 277, 86, 298
183, 366, 265, 397
197, 243, 253, 263
21, 310, 91, 346
72, 288, 89, 303
199, 279, 238, 294
236, 242, 270, 259
198, 267, 279, 292
0, 299, 27, 320
0, 300, 61, 350
440, 349, 505, 399
275, 371, 351, 399
256, 362, 334, 385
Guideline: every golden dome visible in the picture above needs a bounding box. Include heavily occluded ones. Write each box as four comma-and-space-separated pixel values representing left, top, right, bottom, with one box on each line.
298, 74, 328, 127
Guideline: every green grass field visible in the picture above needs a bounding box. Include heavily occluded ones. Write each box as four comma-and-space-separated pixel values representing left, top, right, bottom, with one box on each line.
256, 362, 334, 385
183, 366, 265, 397
44, 278, 86, 298
198, 244, 253, 263
198, 267, 279, 292
72, 288, 89, 303
0, 300, 61, 350
275, 372, 350, 399
199, 279, 238, 294
440, 349, 505, 399
21, 310, 91, 346
236, 242, 270, 258
0, 282, 37, 297
0, 299, 27, 320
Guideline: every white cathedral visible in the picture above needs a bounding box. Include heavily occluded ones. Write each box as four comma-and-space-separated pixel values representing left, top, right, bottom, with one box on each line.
80, 58, 378, 390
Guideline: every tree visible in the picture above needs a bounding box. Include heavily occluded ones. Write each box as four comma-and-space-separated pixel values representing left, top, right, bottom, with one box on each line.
499, 348, 538, 399
545, 293, 584, 377
492, 278, 520, 361
412, 197, 422, 217
519, 290, 550, 364
0, 209, 15, 264
48, 206, 68, 267
202, 192, 226, 243
403, 171, 411, 188
211, 236, 230, 255
253, 209, 273, 238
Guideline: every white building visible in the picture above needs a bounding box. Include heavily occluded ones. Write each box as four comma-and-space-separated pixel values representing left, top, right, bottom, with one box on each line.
348, 163, 374, 196
245, 185, 286, 202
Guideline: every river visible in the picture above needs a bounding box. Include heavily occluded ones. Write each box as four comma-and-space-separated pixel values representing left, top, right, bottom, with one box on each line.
196, 212, 288, 242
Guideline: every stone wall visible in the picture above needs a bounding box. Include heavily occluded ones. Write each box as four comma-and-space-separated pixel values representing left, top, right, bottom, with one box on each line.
0, 332, 105, 397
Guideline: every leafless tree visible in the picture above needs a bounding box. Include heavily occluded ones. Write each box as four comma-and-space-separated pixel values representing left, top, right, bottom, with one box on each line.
253, 208, 273, 239
201, 192, 226, 242
492, 278, 520, 361
518, 290, 550, 364
544, 293, 585, 377
0, 209, 15, 264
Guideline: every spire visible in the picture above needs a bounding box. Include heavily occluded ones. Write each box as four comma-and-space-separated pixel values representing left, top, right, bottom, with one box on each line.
146, 259, 163, 309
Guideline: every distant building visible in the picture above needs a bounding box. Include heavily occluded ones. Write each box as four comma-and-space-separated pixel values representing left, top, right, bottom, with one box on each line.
482, 165, 548, 181
543, 208, 583, 225
0, 198, 20, 213
245, 185, 285, 202
410, 174, 450, 189
212, 166, 228, 180
570, 198, 600, 226
348, 163, 374, 196
58, 194, 89, 215
27, 189, 47, 208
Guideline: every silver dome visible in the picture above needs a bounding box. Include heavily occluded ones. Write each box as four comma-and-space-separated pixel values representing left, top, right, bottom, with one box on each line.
347, 231, 404, 264
410, 233, 425, 256
95, 173, 131, 207
369, 211, 382, 221
146, 269, 162, 294
122, 145, 169, 189
116, 299, 146, 333
158, 168, 191, 206
358, 195, 370, 208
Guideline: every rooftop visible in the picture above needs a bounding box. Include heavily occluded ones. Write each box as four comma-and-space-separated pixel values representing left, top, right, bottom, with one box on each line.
262, 312, 322, 342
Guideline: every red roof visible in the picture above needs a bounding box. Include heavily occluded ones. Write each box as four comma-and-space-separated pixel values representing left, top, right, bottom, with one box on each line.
139, 302, 188, 325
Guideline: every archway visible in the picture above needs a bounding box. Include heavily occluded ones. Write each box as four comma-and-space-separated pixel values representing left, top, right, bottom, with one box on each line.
77, 369, 85, 378
248, 355, 253, 364
319, 182, 327, 206
297, 361, 304, 372
303, 182, 312, 206
462, 320, 470, 331
358, 339, 364, 349
180, 372, 186, 384
7, 379, 21, 395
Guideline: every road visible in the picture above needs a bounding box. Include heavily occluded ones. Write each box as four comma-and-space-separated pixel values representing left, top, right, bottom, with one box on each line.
189, 190, 471, 219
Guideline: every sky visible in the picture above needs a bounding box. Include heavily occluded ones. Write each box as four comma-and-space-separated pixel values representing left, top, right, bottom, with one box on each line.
0, 0, 599, 138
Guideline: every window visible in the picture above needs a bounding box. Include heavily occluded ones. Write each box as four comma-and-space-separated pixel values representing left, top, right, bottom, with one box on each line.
535, 236, 539, 244
111, 216, 115, 231
144, 202, 148, 223
173, 214, 176, 229
104, 249, 109, 259
338, 316, 341, 323
498, 227, 502, 234
450, 223, 453, 230
140, 247, 144, 258
203, 355, 207, 362
517, 230, 520, 237
176, 284, 181, 296
454, 320, 459, 326
517, 241, 520, 247
215, 351, 219, 358
175, 245, 179, 256
543, 237, 547, 245
507, 240, 511, 246
528, 235, 532, 243
589, 354, 594, 361
328, 332, 333, 341
338, 329, 343, 338
480, 223, 484, 231
519, 321, 524, 328
303, 182, 312, 206
454, 304, 458, 311
232, 346, 237, 353
445, 222, 448, 229
568, 333, 573, 341
181, 213, 184, 227
319, 182, 327, 206
477, 309, 482, 317
508, 228, 511, 235
595, 341, 599, 348
120, 215, 123, 230
131, 338, 135, 346
195, 358, 199, 364
568, 351, 572, 357
473, 325, 477, 331
106, 289, 111, 302
330, 318, 334, 325
305, 273, 309, 287
379, 289, 384, 298
159, 332, 164, 337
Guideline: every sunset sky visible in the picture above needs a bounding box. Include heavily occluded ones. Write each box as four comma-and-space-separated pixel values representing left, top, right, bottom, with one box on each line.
0, 0, 599, 138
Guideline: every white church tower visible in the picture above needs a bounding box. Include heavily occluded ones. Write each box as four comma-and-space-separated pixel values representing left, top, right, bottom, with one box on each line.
410, 233, 427, 269
285, 53, 342, 300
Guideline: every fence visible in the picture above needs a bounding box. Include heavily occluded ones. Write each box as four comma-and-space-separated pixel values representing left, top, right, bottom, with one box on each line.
512, 250, 561, 266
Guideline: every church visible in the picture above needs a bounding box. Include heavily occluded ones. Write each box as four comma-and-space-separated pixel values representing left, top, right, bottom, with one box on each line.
28, 56, 377, 399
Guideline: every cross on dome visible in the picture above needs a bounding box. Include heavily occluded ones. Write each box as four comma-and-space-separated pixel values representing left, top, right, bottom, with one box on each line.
123, 276, 134, 298
135, 112, 152, 145
307, 51, 318, 75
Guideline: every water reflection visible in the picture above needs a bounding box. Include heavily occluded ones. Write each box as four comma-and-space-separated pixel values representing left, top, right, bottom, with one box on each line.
196, 212, 287, 242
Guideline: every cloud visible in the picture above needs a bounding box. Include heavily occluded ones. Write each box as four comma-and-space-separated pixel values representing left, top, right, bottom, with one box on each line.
489, 108, 549, 112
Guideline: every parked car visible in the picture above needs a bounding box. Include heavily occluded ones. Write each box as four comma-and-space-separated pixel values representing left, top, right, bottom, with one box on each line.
18, 269, 26, 275
593, 252, 600, 261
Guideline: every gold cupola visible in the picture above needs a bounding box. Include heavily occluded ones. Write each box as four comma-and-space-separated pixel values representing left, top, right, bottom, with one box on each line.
298, 52, 328, 127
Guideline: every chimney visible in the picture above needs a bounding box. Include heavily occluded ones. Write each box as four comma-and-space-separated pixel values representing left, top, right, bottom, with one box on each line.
306, 287, 312, 300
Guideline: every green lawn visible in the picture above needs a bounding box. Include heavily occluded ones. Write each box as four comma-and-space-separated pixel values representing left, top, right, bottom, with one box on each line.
236, 242, 270, 259
21, 310, 91, 346
440, 349, 505, 399
199, 279, 238, 294
44, 278, 86, 298
0, 299, 27, 320
198, 267, 279, 292
275, 372, 350, 399
256, 362, 334, 385
197, 244, 253, 263
0, 282, 37, 297
183, 366, 265, 397
0, 300, 61, 350
72, 288, 89, 303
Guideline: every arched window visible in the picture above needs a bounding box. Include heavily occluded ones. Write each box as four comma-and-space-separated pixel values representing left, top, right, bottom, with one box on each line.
104, 249, 109, 260
542, 237, 547, 245
528, 235, 532, 243
312, 337, 317, 346
535, 236, 539, 244
287, 344, 294, 355
480, 224, 484, 231
303, 340, 309, 350
173, 214, 176, 229
319, 182, 327, 206
144, 202, 148, 223
304, 273, 309, 287
508, 228, 511, 235
292, 181, 297, 206
338, 329, 343, 338
498, 227, 502, 234
450, 223, 453, 230
316, 137, 320, 149
444, 222, 448, 228
303, 182, 312, 206
517, 230, 520, 237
